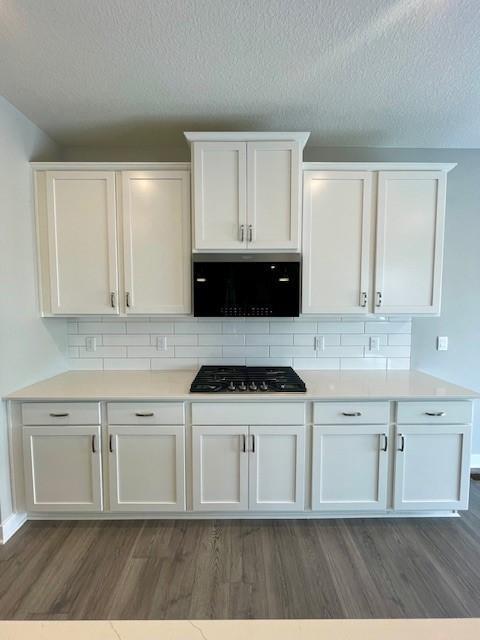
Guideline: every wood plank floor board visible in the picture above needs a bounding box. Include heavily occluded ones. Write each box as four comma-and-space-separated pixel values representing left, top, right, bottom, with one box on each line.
1, 480, 480, 620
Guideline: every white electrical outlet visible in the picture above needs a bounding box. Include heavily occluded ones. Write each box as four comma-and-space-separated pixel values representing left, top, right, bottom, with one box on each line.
369, 336, 380, 352
437, 336, 448, 351
85, 336, 97, 352
314, 335, 325, 352
156, 336, 168, 351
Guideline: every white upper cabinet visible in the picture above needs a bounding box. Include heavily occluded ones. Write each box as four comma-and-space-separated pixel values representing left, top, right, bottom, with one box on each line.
302, 171, 372, 314
247, 141, 301, 250
186, 132, 309, 251
44, 171, 118, 315
374, 171, 446, 314
122, 171, 191, 314
192, 141, 247, 250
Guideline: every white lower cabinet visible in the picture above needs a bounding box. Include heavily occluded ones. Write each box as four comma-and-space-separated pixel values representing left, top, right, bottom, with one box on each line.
312, 425, 389, 512
23, 426, 103, 512
192, 424, 305, 512
108, 425, 185, 512
393, 424, 472, 511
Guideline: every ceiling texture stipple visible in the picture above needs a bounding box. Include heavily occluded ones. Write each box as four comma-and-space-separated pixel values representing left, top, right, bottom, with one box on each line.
0, 0, 479, 149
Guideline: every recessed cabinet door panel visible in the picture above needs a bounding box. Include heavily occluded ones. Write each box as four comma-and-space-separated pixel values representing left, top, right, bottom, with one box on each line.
192, 142, 247, 250
23, 426, 102, 512
375, 171, 446, 314
46, 171, 118, 314
192, 425, 248, 511
108, 426, 185, 512
249, 425, 305, 511
302, 171, 372, 314
247, 141, 300, 250
312, 425, 388, 511
393, 424, 471, 511
122, 171, 191, 314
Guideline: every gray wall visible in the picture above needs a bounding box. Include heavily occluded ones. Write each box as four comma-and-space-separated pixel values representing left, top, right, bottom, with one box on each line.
0, 97, 68, 526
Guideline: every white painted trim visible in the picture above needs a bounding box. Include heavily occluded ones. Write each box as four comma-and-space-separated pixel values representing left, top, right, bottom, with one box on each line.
471, 453, 480, 469
31, 162, 190, 171
25, 510, 459, 521
184, 131, 310, 148
0, 512, 27, 544
303, 162, 457, 172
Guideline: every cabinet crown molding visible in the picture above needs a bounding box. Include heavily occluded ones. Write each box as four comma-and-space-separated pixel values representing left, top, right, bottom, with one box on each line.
184, 131, 310, 148
303, 162, 457, 172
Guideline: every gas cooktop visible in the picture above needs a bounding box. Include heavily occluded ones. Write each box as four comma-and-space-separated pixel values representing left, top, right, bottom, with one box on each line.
190, 366, 307, 393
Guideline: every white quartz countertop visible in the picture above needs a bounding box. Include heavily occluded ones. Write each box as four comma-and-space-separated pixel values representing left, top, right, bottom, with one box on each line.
6, 369, 479, 401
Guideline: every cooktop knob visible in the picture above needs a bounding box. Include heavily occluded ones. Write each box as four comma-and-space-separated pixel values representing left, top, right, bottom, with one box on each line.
260, 381, 268, 391
249, 381, 258, 391
239, 381, 247, 391
227, 381, 236, 391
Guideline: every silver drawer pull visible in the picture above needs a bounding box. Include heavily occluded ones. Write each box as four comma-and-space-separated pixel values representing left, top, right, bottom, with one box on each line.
135, 412, 154, 417
425, 411, 446, 417
342, 411, 362, 417
49, 412, 69, 418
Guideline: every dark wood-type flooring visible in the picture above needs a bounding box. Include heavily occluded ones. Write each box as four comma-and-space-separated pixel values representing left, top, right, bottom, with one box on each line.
1, 479, 480, 620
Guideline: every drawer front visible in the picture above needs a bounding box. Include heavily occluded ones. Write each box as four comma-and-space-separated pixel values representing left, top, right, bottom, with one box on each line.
107, 402, 185, 425
314, 402, 390, 425
192, 402, 305, 426
22, 402, 101, 426
396, 401, 472, 424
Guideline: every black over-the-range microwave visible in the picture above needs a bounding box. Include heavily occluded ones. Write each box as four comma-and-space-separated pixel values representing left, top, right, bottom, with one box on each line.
192, 254, 301, 317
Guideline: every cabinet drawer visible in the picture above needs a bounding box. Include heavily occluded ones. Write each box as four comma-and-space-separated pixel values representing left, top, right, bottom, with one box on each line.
22, 402, 101, 426
396, 401, 472, 424
314, 402, 389, 425
191, 402, 305, 425
107, 402, 185, 425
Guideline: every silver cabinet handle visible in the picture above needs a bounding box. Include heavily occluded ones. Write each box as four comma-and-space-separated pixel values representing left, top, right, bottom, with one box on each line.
381, 434, 388, 452
49, 412, 69, 418
425, 411, 446, 417
248, 224, 253, 243
376, 291, 382, 307
360, 291, 368, 307
110, 291, 116, 308
250, 434, 256, 453
239, 224, 245, 242
109, 434, 114, 453
135, 412, 154, 417
126, 292, 131, 308
342, 411, 362, 417
398, 434, 405, 452
91, 434, 96, 453
242, 434, 247, 453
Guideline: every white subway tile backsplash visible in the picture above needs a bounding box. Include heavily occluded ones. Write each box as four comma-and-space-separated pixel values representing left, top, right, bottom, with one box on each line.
67, 316, 411, 371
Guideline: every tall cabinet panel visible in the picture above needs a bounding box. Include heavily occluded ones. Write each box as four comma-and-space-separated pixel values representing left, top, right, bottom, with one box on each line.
192, 142, 247, 250
374, 170, 446, 314
302, 171, 372, 314
45, 171, 118, 314
122, 171, 191, 314
247, 141, 301, 250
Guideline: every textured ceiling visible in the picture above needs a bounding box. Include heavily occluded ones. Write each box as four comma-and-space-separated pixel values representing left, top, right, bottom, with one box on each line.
1, 0, 480, 148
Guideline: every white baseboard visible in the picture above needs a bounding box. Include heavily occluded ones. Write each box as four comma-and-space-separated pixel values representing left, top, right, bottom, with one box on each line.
0, 512, 27, 544
471, 454, 480, 469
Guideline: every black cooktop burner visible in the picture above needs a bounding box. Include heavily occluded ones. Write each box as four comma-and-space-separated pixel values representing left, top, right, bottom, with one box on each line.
190, 366, 307, 393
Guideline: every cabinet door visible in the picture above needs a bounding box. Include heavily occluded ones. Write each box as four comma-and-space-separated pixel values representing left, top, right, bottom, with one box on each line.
108, 425, 185, 512
23, 426, 102, 512
192, 142, 247, 250
249, 425, 305, 511
312, 425, 388, 511
375, 171, 446, 314
192, 425, 248, 511
45, 171, 118, 314
302, 171, 372, 314
393, 424, 471, 511
122, 171, 191, 314
247, 141, 301, 250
